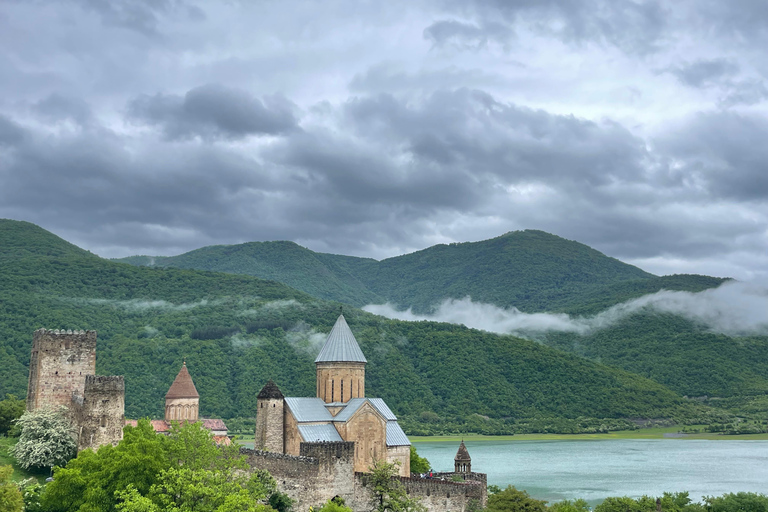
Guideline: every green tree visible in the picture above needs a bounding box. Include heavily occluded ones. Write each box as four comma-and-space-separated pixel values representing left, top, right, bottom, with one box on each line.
119, 466, 275, 512
485, 486, 547, 512
317, 497, 353, 512
0, 395, 25, 436
409, 446, 430, 475
42, 418, 171, 512
366, 459, 425, 512
0, 465, 24, 512
9, 407, 76, 471
549, 499, 590, 512
704, 492, 768, 512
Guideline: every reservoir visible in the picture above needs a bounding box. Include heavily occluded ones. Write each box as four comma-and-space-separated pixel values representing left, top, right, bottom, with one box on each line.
414, 439, 768, 505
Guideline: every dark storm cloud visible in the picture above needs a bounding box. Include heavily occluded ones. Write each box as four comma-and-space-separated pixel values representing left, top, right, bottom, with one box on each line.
0, 116, 25, 146
340, 89, 648, 187
423, 20, 513, 49
659, 111, 768, 201
33, 94, 93, 125
442, 0, 668, 54
128, 84, 299, 140
665, 59, 740, 88
73, 0, 205, 35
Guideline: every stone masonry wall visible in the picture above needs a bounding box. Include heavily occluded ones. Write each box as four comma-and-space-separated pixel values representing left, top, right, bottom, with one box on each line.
26, 329, 97, 411
242, 442, 355, 512
353, 473, 487, 512
255, 398, 284, 453
73, 375, 125, 451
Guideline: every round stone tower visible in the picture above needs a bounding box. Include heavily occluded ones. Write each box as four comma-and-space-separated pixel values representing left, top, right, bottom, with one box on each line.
165, 363, 199, 421
454, 440, 471, 474
255, 380, 284, 453
315, 314, 367, 403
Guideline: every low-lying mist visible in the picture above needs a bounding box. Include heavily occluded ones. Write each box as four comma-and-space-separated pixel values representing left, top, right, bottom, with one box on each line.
363, 280, 768, 338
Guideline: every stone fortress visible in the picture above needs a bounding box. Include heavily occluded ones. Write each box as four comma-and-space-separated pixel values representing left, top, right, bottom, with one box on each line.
24, 317, 487, 512
25, 328, 125, 451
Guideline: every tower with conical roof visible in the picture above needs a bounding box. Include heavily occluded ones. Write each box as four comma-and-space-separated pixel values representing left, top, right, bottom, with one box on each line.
255, 380, 284, 452
315, 314, 367, 404
165, 363, 200, 421
454, 440, 471, 474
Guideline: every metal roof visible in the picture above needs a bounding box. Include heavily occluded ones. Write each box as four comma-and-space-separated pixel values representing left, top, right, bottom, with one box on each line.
386, 421, 411, 446
315, 315, 367, 363
369, 398, 397, 420
284, 397, 333, 423
330, 398, 367, 422
298, 424, 343, 443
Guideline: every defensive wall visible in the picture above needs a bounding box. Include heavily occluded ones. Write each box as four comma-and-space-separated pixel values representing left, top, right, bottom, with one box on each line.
242, 442, 486, 512
72, 375, 126, 451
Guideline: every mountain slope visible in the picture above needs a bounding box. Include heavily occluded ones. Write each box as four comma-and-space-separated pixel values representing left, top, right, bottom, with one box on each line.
117, 230, 660, 313
0, 219, 707, 428
116, 241, 383, 306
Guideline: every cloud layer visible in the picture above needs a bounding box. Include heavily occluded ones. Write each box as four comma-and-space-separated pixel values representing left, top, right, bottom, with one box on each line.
0, 0, 767, 280
364, 280, 768, 337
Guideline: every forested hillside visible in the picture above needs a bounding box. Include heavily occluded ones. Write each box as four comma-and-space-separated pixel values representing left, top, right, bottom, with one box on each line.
115, 230, 662, 313
0, 219, 718, 431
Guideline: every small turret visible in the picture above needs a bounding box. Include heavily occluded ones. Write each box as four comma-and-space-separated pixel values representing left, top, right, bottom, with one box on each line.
255, 380, 285, 452
454, 440, 471, 474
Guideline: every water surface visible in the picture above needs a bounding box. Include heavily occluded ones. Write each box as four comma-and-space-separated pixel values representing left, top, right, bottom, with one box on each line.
415, 439, 768, 505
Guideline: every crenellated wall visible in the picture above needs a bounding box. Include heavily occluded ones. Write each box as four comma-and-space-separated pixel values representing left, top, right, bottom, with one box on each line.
354, 472, 487, 512
243, 441, 485, 512
242, 442, 356, 511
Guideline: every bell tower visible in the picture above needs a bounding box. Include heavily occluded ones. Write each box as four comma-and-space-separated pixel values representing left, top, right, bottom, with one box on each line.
315, 314, 367, 404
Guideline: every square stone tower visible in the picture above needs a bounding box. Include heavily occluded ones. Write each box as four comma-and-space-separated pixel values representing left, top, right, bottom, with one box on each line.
26, 329, 97, 411
72, 375, 125, 451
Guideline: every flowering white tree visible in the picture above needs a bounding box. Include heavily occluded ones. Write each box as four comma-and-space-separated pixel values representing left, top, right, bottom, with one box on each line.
9, 407, 77, 471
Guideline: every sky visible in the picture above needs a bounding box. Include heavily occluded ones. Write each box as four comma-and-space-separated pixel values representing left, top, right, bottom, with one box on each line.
1, 0, 767, 281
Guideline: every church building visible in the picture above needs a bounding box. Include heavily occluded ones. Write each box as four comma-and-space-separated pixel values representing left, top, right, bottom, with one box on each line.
255, 314, 411, 476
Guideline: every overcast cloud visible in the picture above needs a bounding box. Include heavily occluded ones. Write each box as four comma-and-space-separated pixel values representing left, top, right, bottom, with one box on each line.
1, 0, 767, 280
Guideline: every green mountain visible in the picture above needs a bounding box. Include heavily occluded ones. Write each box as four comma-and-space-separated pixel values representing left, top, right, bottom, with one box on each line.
0, 219, 713, 431
117, 230, 662, 313
114, 225, 767, 408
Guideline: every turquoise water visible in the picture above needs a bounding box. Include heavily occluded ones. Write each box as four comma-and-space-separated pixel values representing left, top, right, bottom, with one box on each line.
415, 439, 768, 505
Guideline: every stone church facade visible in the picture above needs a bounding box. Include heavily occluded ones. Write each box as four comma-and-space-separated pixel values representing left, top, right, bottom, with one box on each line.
254, 314, 411, 476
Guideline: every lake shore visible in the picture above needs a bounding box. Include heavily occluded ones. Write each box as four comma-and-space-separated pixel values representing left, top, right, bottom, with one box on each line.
409, 426, 768, 442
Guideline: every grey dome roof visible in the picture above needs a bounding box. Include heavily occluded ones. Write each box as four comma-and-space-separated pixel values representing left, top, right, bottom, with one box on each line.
315, 315, 367, 363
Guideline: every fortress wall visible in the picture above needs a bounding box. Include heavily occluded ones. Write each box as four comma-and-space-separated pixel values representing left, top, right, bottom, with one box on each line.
353, 472, 487, 512
73, 375, 125, 451
243, 443, 356, 511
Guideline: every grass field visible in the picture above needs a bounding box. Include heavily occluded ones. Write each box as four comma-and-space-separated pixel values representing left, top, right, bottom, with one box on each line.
0, 436, 49, 483
410, 426, 768, 443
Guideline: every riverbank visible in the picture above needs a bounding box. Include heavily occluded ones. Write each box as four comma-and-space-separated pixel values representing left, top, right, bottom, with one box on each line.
410, 426, 768, 442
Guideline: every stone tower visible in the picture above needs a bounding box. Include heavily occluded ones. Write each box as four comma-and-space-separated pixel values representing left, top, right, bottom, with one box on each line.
26, 329, 97, 411
165, 363, 199, 421
315, 315, 367, 404
73, 375, 125, 451
454, 440, 471, 474
254, 380, 284, 452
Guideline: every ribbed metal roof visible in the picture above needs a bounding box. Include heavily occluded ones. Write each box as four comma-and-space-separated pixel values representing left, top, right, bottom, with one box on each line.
369, 398, 397, 420
386, 421, 410, 446
284, 397, 333, 423
315, 315, 367, 363
298, 424, 343, 442
330, 398, 367, 422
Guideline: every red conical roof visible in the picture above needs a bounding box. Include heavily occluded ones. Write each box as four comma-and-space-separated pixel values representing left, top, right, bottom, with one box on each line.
165, 363, 199, 399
